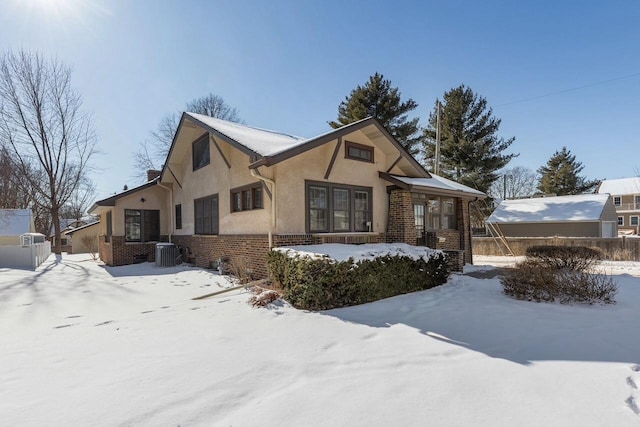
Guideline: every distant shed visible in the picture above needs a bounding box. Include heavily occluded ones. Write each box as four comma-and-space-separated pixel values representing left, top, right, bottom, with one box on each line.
486, 194, 618, 238
0, 209, 35, 245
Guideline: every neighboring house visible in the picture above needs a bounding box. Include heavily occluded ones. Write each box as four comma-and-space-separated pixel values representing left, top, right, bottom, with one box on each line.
597, 177, 640, 235
89, 113, 485, 276
49, 218, 91, 247
486, 194, 618, 238
64, 221, 100, 254
0, 209, 35, 245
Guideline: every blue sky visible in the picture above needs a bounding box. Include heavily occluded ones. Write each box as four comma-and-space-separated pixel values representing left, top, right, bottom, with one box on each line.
2, 0, 639, 199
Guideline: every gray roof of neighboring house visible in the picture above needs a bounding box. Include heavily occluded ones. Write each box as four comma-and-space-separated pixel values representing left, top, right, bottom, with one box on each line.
597, 177, 640, 195
487, 194, 611, 223
0, 209, 33, 236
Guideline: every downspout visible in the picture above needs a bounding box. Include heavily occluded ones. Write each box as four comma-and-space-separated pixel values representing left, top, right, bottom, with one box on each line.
157, 181, 173, 243
250, 168, 275, 248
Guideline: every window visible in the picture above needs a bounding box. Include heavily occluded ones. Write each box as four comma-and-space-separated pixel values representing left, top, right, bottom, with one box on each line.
175, 204, 182, 230
230, 183, 264, 212
192, 134, 210, 171
413, 194, 457, 230
636, 196, 640, 209
124, 209, 160, 242
631, 216, 639, 226
105, 211, 112, 243
618, 216, 624, 226
345, 141, 374, 163
306, 181, 372, 233
194, 194, 218, 235
614, 196, 621, 206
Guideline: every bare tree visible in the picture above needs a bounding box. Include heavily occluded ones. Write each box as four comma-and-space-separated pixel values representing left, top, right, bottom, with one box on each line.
133, 93, 241, 180
0, 50, 97, 254
489, 166, 539, 200
60, 177, 96, 222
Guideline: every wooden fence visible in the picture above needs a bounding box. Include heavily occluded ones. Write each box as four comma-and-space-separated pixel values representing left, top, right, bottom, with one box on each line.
472, 236, 640, 261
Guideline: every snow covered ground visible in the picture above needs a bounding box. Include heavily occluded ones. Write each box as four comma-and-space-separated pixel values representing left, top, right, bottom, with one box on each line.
1, 253, 639, 426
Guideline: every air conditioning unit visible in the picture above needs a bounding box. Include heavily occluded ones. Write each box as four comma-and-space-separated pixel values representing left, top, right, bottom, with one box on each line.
155, 243, 179, 267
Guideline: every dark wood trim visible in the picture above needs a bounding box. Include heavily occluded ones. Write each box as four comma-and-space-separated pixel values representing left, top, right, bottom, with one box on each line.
386, 155, 403, 173
324, 137, 342, 180
344, 140, 374, 163
185, 113, 257, 158
378, 172, 411, 190
90, 180, 158, 210
210, 135, 231, 169
305, 180, 373, 234
168, 166, 182, 189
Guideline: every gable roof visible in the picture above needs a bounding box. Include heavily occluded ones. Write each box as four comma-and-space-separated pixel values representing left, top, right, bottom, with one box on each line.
597, 177, 640, 195
88, 179, 159, 214
64, 220, 99, 236
167, 113, 429, 178
0, 209, 33, 236
486, 194, 611, 223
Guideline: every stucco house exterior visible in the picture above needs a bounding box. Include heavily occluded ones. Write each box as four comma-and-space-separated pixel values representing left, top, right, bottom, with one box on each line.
64, 221, 100, 254
89, 113, 485, 276
486, 194, 618, 238
0, 209, 35, 246
597, 177, 640, 235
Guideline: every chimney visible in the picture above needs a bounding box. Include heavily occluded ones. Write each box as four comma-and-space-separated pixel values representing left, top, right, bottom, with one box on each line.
147, 169, 161, 182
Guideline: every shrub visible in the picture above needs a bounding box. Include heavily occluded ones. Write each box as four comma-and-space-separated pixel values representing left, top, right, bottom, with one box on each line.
500, 259, 617, 304
248, 287, 281, 307
267, 250, 450, 310
525, 245, 603, 272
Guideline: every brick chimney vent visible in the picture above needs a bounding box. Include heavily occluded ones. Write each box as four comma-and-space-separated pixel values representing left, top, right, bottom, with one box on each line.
147, 169, 161, 182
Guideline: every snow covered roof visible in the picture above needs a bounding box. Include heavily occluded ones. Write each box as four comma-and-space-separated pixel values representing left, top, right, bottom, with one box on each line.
185, 112, 307, 157
385, 174, 485, 198
597, 177, 640, 195
0, 209, 33, 236
487, 194, 611, 223
63, 220, 99, 236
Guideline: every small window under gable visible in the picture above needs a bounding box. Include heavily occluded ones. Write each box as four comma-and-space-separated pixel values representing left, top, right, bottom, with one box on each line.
192, 134, 210, 171
345, 141, 374, 163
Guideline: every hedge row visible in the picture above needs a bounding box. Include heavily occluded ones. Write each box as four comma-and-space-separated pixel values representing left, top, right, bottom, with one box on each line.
267, 251, 450, 310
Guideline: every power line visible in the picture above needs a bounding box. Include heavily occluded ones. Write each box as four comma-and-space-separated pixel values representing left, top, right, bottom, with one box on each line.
494, 72, 640, 107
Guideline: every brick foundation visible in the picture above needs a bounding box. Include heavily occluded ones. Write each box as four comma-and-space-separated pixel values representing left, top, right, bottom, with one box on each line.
98, 235, 169, 267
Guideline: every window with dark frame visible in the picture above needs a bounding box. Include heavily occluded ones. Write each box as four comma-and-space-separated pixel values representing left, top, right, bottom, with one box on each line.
175, 204, 182, 230
618, 216, 624, 226
230, 183, 264, 213
614, 196, 621, 206
194, 194, 218, 235
412, 194, 457, 230
306, 181, 372, 233
345, 141, 374, 163
192, 134, 210, 171
105, 211, 112, 243
124, 209, 160, 242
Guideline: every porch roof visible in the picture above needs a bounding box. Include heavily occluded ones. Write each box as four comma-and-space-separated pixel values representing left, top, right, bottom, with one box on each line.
380, 173, 486, 199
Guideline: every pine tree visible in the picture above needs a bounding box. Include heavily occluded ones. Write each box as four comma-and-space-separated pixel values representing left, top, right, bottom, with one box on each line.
424, 84, 517, 194
329, 72, 422, 155
537, 147, 599, 195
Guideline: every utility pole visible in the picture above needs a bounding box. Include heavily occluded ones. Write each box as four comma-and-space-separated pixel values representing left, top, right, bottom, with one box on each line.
434, 100, 441, 175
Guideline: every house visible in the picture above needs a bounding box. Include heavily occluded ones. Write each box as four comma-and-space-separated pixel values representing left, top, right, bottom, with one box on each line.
89, 113, 485, 276
64, 221, 100, 254
486, 194, 618, 238
0, 209, 35, 245
597, 177, 640, 235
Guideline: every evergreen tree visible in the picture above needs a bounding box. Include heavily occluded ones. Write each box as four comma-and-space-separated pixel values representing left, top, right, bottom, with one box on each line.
329, 72, 422, 155
537, 147, 599, 195
424, 84, 517, 194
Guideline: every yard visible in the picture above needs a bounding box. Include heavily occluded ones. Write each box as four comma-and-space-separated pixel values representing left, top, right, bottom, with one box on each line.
1, 253, 639, 426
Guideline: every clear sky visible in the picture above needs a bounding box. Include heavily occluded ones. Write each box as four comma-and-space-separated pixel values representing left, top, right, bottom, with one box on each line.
2, 0, 639, 200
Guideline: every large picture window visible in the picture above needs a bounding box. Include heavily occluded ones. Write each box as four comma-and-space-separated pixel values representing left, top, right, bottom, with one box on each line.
413, 194, 457, 230
195, 194, 218, 235
192, 134, 210, 171
306, 181, 372, 233
124, 209, 160, 242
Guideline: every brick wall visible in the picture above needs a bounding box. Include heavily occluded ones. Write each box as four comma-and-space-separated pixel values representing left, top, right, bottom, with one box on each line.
98, 235, 113, 265
387, 189, 417, 245
101, 235, 169, 267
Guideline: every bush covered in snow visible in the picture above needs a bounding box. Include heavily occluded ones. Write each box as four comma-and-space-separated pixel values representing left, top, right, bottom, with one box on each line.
501, 246, 617, 304
267, 250, 450, 310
